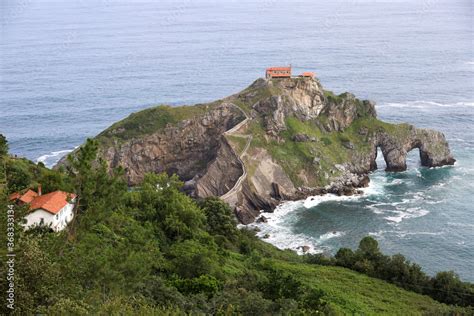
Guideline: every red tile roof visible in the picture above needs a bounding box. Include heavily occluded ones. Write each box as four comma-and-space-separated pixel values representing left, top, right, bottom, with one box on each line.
9, 189, 38, 204
8, 192, 21, 201
9, 189, 76, 215
29, 191, 76, 214
301, 72, 315, 77
266, 67, 292, 71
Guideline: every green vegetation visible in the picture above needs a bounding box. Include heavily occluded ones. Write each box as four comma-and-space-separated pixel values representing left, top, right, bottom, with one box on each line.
234, 80, 283, 115
0, 135, 8, 191
4, 156, 72, 195
0, 135, 7, 158
225, 135, 248, 156
0, 135, 472, 315
242, 103, 418, 187
323, 90, 346, 104
97, 103, 215, 144
307, 236, 474, 308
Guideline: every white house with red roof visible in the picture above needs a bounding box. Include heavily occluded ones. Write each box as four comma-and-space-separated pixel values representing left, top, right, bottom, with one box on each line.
9, 186, 76, 232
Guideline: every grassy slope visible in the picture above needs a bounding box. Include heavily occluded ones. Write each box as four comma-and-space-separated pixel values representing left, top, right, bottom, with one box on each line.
96, 102, 219, 145
274, 261, 450, 315
220, 245, 451, 315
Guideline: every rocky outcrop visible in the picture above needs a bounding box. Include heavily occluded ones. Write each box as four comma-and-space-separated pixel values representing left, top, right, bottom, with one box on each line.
373, 127, 455, 172
253, 78, 326, 135
95, 102, 245, 185
194, 138, 242, 197
58, 77, 455, 224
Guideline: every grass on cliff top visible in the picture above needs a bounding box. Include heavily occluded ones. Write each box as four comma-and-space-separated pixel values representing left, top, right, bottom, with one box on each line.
96, 102, 217, 144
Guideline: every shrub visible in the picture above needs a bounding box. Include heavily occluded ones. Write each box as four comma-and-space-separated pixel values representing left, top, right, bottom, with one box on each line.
338, 135, 351, 143
335, 248, 356, 268
321, 137, 332, 146
260, 267, 303, 300
198, 197, 239, 243
172, 275, 221, 298
168, 239, 218, 279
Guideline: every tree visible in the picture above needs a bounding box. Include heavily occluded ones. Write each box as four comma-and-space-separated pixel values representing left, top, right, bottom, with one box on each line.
0, 134, 8, 158
198, 197, 238, 242
168, 239, 218, 279
5, 161, 32, 193
127, 173, 205, 242
66, 138, 126, 218
431, 271, 473, 306
335, 248, 355, 268
357, 236, 381, 259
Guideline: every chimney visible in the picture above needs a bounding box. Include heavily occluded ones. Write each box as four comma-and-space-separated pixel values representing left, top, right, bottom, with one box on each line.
38, 185, 42, 196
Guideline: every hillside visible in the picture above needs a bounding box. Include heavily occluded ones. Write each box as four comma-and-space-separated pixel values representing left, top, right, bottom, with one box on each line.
61, 77, 455, 223
1, 139, 470, 314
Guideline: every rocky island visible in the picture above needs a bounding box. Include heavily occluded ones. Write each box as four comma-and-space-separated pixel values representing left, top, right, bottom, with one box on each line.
58, 76, 455, 224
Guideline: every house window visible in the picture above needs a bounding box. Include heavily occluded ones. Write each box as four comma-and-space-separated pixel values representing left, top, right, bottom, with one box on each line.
40, 218, 44, 225
56, 214, 58, 220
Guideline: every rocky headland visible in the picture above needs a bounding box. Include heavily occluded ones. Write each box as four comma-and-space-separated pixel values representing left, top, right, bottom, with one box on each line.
57, 77, 455, 223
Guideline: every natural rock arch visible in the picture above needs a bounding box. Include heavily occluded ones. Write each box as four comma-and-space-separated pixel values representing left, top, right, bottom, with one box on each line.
370, 126, 455, 172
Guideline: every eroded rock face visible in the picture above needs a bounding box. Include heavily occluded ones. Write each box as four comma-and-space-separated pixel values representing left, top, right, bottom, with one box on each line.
99, 102, 245, 185
194, 138, 243, 197
253, 79, 377, 135
253, 78, 326, 134
373, 127, 456, 172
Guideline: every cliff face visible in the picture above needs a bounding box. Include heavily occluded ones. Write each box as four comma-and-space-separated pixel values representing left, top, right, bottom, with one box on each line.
58, 77, 455, 223
96, 102, 245, 186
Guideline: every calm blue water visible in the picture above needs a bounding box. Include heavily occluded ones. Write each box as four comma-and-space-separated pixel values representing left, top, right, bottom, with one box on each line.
1, 0, 473, 280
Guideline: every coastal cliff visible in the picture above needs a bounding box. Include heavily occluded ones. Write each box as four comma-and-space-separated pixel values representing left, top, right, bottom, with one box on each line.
57, 77, 455, 223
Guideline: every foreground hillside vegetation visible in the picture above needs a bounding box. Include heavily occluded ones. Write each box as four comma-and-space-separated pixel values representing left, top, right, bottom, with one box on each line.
0, 135, 472, 315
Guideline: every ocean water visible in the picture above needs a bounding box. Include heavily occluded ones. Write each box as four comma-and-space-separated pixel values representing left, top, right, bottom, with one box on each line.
1, 0, 473, 280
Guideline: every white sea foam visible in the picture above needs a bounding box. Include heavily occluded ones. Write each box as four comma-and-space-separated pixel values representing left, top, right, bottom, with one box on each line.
447, 222, 474, 229
318, 231, 345, 242
370, 230, 442, 238
384, 207, 429, 223
387, 179, 403, 186
36, 148, 76, 168
396, 231, 442, 238
380, 101, 474, 108
243, 178, 384, 254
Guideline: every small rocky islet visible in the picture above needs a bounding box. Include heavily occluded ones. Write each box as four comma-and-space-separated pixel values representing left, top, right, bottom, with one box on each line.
58, 76, 455, 224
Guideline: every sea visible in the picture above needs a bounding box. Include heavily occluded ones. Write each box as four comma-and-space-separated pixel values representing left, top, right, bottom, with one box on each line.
1, 0, 473, 281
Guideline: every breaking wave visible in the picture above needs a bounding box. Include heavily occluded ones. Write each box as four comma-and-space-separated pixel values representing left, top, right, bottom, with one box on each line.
242, 180, 381, 254
379, 101, 474, 108
384, 207, 430, 223
36, 148, 75, 168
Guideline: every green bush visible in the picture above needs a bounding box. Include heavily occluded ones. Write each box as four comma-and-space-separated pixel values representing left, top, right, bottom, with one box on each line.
321, 137, 332, 146
168, 239, 218, 278
321, 236, 474, 307
172, 275, 221, 297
